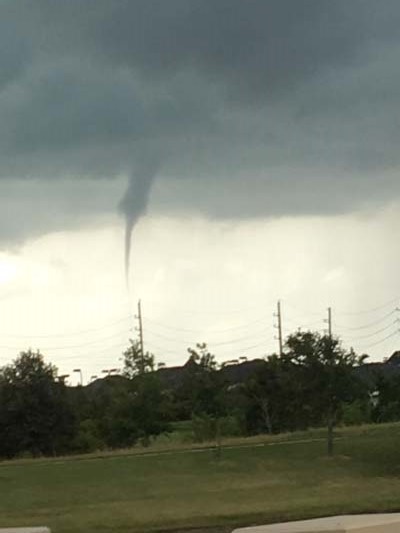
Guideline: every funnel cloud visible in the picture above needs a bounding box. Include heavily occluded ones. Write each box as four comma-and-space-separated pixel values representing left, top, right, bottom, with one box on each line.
0, 1, 399, 250
119, 160, 159, 282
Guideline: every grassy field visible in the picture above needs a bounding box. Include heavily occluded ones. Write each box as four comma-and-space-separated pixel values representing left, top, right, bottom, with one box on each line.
1, 423, 400, 533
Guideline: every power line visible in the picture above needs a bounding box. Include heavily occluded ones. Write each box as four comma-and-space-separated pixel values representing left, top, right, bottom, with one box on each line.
143, 315, 269, 334
284, 317, 324, 330
1, 297, 399, 373
0, 315, 132, 339
341, 320, 398, 342
0, 329, 131, 352
334, 309, 397, 331
144, 343, 182, 356
282, 301, 324, 319
54, 342, 128, 362
164, 300, 275, 317
336, 297, 400, 317
144, 325, 272, 347
355, 328, 400, 350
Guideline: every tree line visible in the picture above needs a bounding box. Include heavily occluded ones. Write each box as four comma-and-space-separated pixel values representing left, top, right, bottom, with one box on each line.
0, 330, 398, 459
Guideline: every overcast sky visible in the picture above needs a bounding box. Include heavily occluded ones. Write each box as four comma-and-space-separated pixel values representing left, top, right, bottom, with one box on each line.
0, 1, 399, 383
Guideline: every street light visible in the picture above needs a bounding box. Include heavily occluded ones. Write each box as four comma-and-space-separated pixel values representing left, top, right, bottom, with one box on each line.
73, 368, 83, 386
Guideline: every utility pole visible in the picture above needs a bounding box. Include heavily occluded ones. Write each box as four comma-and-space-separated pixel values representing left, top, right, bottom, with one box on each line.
137, 299, 144, 373
326, 305, 334, 456
274, 300, 283, 356
327, 307, 332, 338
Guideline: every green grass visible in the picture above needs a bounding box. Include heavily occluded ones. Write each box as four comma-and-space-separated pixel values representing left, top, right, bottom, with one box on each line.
1, 423, 400, 533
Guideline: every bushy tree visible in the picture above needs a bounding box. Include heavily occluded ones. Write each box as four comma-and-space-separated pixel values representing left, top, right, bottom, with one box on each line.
243, 354, 302, 434
98, 374, 171, 448
0, 350, 76, 458
284, 331, 366, 454
177, 344, 227, 450
122, 339, 155, 378
176, 343, 224, 417
187, 343, 217, 372
372, 373, 400, 423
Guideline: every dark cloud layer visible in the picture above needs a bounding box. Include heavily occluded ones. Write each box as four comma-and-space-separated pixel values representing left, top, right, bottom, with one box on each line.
1, 0, 400, 244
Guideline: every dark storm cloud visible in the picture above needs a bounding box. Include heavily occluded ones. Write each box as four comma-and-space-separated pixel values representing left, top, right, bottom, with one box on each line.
21, 1, 397, 98
1, 0, 400, 244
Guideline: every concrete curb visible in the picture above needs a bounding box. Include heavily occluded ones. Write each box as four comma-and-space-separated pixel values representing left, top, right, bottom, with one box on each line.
232, 513, 400, 533
0, 528, 50, 532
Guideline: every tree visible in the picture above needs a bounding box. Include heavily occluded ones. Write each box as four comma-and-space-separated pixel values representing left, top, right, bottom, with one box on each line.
181, 343, 222, 416
284, 331, 366, 455
187, 342, 218, 371
122, 338, 155, 378
98, 373, 171, 448
244, 355, 287, 434
371, 373, 400, 423
181, 343, 226, 453
243, 353, 315, 435
0, 350, 76, 458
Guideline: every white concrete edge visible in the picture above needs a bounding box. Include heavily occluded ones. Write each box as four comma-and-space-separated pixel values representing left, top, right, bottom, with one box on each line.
232, 513, 400, 533
0, 528, 50, 532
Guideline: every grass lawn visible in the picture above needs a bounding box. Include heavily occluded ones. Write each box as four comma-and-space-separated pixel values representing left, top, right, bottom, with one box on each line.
1, 423, 400, 533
